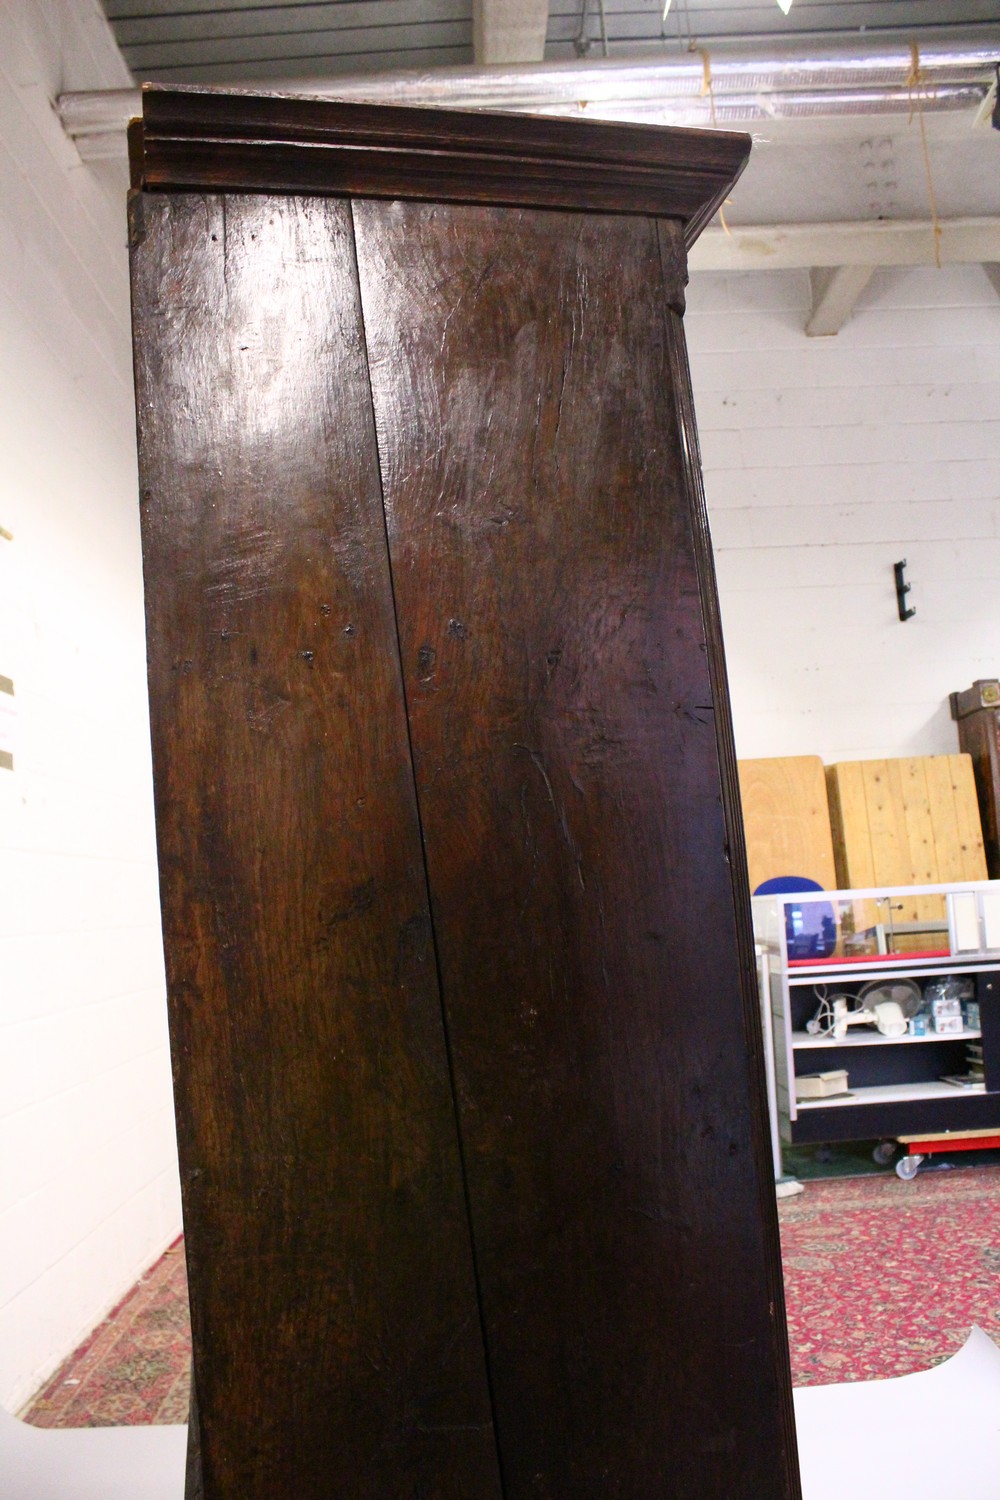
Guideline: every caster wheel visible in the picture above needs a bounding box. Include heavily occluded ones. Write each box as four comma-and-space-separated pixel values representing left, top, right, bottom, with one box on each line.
873, 1141, 897, 1166
816, 1146, 835, 1164
896, 1154, 923, 1181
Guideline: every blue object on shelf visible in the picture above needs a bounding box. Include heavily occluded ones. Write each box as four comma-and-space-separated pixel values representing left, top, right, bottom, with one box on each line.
753, 876, 837, 960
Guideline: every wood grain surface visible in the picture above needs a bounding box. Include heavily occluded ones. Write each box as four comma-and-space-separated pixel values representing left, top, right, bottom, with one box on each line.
130, 191, 501, 1500
354, 198, 799, 1499
662, 297, 801, 1496
827, 754, 987, 898
954, 701, 1000, 878
737, 755, 838, 894
132, 86, 750, 241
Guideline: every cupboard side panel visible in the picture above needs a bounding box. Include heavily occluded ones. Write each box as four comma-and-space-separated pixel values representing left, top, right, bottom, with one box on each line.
663, 293, 801, 1496
129, 191, 501, 1500
354, 197, 799, 1499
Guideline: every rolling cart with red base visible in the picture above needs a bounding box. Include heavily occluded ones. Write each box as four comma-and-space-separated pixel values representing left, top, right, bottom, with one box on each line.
891, 1127, 1000, 1180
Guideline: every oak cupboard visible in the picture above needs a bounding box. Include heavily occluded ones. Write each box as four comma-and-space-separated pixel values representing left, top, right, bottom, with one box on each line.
128, 85, 800, 1500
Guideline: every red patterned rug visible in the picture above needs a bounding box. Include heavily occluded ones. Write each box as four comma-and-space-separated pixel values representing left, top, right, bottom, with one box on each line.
22, 1238, 191, 1427
21, 1166, 1000, 1423
779, 1165, 1000, 1385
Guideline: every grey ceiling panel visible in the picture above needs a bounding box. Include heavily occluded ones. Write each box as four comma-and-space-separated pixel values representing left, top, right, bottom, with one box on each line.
142, 46, 473, 84
102, 0, 999, 84
105, 0, 463, 14
142, 50, 474, 84
124, 21, 473, 73
112, 0, 469, 47
555, 0, 1000, 52
107, 0, 474, 81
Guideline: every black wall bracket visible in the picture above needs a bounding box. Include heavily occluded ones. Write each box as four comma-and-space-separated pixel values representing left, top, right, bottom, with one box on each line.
894, 559, 916, 621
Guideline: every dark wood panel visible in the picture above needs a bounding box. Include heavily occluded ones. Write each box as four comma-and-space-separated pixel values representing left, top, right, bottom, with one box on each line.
661, 274, 802, 1493
132, 86, 750, 241
130, 190, 501, 1500
354, 198, 800, 1499
952, 693, 1000, 879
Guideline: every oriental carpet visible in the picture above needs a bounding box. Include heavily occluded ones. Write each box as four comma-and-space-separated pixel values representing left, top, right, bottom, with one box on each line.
21, 1165, 1000, 1422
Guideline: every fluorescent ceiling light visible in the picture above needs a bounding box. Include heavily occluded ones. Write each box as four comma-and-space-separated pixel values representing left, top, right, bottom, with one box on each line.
777, 0, 794, 13
662, 0, 672, 16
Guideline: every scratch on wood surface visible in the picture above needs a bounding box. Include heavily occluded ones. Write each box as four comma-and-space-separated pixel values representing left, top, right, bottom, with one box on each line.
514, 742, 586, 889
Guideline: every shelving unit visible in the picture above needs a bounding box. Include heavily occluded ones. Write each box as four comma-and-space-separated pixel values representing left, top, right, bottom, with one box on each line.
753, 881, 1000, 1151
792, 1028, 981, 1049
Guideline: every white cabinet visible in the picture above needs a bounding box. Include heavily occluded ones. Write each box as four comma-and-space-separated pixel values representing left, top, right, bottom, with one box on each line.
753, 882, 1000, 1146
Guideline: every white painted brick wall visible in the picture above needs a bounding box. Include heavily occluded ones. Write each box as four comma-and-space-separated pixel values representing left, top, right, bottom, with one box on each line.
687, 263, 1000, 764
0, 0, 181, 1412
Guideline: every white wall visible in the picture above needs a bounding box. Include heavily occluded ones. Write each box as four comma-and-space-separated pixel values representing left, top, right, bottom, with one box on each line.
688, 263, 1000, 764
0, 1, 181, 1413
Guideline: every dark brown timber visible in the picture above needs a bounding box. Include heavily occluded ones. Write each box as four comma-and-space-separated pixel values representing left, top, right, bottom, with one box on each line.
130, 84, 750, 243
130, 191, 501, 1500
128, 86, 799, 1500
952, 682, 1000, 879
354, 198, 799, 1498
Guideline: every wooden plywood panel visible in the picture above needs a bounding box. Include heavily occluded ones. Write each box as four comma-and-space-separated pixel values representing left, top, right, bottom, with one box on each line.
925, 753, 989, 882
890, 758, 937, 885
355, 199, 798, 1500
951, 753, 989, 879
884, 758, 941, 927
737, 756, 837, 893
826, 760, 876, 890
828, 754, 988, 897
924, 754, 965, 882
862, 758, 930, 925
860, 759, 910, 888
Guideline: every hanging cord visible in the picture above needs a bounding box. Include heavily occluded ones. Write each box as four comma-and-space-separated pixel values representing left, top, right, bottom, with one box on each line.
699, 48, 716, 123
574, 0, 591, 57
681, 0, 695, 51
699, 50, 733, 236
596, 0, 609, 58
906, 40, 943, 269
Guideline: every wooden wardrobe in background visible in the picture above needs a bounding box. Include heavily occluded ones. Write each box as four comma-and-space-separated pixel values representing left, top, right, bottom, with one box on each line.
128, 86, 801, 1500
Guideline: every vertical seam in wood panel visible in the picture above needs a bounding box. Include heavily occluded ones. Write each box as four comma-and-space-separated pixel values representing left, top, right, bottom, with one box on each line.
657, 219, 802, 1500
346, 200, 509, 1500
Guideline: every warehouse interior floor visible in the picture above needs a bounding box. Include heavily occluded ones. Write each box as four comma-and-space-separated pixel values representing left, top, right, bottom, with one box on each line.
19, 1162, 1000, 1426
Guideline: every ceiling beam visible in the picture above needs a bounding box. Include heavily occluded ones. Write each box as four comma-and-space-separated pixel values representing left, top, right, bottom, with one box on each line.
805, 264, 875, 336
473, 0, 548, 65
689, 217, 1000, 272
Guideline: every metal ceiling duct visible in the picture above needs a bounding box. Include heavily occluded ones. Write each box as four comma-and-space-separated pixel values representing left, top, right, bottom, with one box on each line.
59, 40, 999, 159
534, 86, 988, 127
274, 43, 1000, 109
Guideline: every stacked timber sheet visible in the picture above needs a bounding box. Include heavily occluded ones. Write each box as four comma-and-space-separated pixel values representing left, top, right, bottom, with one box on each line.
825, 754, 987, 939
737, 756, 837, 894
826, 755, 987, 888
739, 753, 987, 909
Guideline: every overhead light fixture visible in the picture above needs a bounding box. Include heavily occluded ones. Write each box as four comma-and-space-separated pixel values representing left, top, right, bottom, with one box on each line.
662, 0, 671, 17
776, 0, 794, 12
